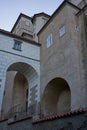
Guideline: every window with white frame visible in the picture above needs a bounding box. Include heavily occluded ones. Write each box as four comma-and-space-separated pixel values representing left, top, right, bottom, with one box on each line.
46, 33, 52, 48
13, 39, 22, 51
59, 25, 65, 37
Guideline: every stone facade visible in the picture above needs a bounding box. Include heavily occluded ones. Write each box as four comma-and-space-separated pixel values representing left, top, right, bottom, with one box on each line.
0, 0, 87, 129
0, 31, 40, 116
12, 15, 33, 36
68, 0, 82, 6
39, 2, 86, 116
11, 13, 50, 42
68, 0, 87, 8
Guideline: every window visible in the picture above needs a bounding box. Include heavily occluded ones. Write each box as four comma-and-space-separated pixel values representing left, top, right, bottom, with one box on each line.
46, 33, 52, 48
13, 40, 22, 51
59, 26, 65, 37
26, 21, 30, 26
43, 18, 47, 25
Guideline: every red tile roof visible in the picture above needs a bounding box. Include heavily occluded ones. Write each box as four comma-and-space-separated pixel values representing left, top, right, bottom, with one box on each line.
32, 108, 87, 124
0, 108, 87, 124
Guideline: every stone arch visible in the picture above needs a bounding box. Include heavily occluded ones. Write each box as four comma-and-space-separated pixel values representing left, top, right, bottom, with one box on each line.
7, 62, 38, 79
2, 61, 39, 116
6, 60, 40, 77
41, 77, 71, 117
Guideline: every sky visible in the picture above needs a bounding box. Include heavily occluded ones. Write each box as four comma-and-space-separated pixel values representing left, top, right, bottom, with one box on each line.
0, 0, 64, 31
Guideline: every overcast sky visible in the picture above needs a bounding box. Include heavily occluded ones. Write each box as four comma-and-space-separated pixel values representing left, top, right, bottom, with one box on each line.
0, 0, 64, 31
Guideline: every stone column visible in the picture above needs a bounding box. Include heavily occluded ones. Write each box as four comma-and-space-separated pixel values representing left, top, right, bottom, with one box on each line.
0, 68, 6, 116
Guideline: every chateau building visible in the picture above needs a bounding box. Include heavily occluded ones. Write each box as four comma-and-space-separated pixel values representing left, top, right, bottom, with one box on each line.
0, 0, 87, 129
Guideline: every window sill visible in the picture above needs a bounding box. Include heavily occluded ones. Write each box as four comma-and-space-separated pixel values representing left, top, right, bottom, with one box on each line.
12, 48, 22, 51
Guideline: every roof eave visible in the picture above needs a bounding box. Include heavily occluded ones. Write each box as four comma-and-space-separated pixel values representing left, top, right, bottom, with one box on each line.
0, 29, 41, 46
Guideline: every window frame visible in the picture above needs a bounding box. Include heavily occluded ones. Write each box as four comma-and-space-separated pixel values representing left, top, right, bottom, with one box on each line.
59, 25, 65, 37
46, 33, 52, 48
13, 39, 22, 51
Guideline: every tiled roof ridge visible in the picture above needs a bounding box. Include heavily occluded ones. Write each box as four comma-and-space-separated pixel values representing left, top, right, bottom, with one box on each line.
32, 107, 87, 124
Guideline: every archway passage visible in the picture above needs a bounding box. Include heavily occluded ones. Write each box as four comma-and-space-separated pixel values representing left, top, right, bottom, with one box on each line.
12, 72, 28, 113
41, 78, 71, 117
2, 62, 38, 116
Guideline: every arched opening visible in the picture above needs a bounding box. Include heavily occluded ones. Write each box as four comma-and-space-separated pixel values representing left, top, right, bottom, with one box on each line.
2, 62, 38, 117
11, 72, 28, 113
41, 78, 71, 117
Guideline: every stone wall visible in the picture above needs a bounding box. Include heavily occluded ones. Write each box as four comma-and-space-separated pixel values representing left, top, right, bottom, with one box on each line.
0, 110, 87, 130
68, 0, 82, 6
77, 8, 87, 107
39, 2, 86, 114
12, 16, 34, 36
0, 32, 40, 115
